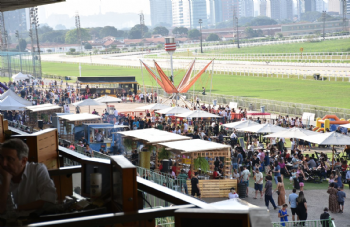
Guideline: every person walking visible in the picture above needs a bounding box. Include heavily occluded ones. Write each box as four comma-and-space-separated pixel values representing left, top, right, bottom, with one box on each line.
327, 183, 340, 213
278, 204, 289, 227
336, 186, 346, 213
296, 191, 308, 226
178, 170, 189, 195
273, 160, 281, 185
241, 166, 251, 197
263, 175, 277, 210
320, 207, 334, 227
275, 176, 286, 206
254, 167, 263, 199
191, 172, 201, 199
289, 188, 299, 223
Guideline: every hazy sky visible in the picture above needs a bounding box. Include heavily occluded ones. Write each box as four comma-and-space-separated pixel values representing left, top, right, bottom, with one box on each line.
42, 0, 150, 18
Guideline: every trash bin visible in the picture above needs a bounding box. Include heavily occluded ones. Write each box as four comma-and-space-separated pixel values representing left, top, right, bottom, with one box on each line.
249, 104, 253, 111
161, 159, 169, 173
238, 182, 247, 198
261, 106, 265, 113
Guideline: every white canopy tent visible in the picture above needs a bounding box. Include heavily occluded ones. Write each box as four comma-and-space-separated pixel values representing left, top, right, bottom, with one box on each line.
95, 95, 122, 104
72, 98, 105, 113
26, 104, 62, 112
156, 107, 191, 115
58, 113, 102, 122
223, 120, 259, 130
238, 123, 285, 133
0, 89, 32, 106
263, 127, 319, 139
176, 110, 222, 118
12, 72, 32, 81
340, 123, 350, 129
0, 96, 27, 110
158, 139, 230, 153
136, 103, 170, 110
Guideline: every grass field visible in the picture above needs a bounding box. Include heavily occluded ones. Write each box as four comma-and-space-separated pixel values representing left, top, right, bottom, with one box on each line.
202, 38, 350, 54
2, 61, 349, 109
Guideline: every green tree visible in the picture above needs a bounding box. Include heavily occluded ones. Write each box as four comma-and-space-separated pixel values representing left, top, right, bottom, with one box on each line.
301, 11, 322, 22
152, 26, 169, 36
144, 32, 152, 38
41, 31, 67, 43
99, 26, 118, 38
206, 33, 220, 41
248, 16, 277, 26
245, 27, 264, 38
69, 48, 76, 53
55, 24, 66, 30
88, 27, 103, 39
84, 43, 92, 49
131, 24, 149, 33
276, 33, 283, 38
17, 39, 27, 52
65, 28, 92, 44
116, 30, 125, 37
188, 29, 201, 39
128, 30, 142, 39
37, 25, 53, 34
173, 27, 188, 35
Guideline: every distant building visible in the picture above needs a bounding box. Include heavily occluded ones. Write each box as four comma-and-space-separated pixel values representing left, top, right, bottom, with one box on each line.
259, 0, 267, 16
266, 0, 281, 20
266, 0, 293, 20
280, 0, 294, 21
221, 0, 240, 21
149, 0, 173, 27
172, 0, 207, 29
315, 0, 327, 12
3, 9, 27, 34
209, 0, 223, 25
240, 0, 254, 17
281, 20, 349, 35
328, 0, 342, 14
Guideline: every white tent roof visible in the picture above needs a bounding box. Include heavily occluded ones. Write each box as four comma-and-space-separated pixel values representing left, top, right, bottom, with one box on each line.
238, 123, 286, 133
0, 89, 32, 106
263, 127, 319, 139
12, 72, 31, 80
72, 99, 105, 107
340, 123, 350, 129
136, 103, 170, 110
176, 110, 222, 118
26, 104, 62, 112
223, 120, 259, 129
210, 198, 258, 210
117, 128, 191, 143
0, 96, 27, 110
156, 107, 192, 115
58, 113, 102, 122
158, 139, 230, 153
95, 95, 122, 103
301, 131, 350, 145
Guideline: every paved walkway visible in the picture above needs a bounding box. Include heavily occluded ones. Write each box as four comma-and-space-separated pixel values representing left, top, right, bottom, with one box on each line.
203, 188, 350, 227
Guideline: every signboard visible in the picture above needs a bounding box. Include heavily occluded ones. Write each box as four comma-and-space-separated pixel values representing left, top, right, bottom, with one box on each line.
229, 102, 238, 109
183, 158, 191, 165
300, 47, 304, 52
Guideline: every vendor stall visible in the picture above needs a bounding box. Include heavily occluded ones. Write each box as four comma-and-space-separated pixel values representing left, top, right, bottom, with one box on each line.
26, 104, 62, 129
158, 139, 235, 198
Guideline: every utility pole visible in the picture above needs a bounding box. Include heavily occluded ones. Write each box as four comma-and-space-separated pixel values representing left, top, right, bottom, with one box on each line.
29, 7, 42, 78
139, 11, 145, 38
342, 0, 348, 32
75, 11, 82, 52
15, 30, 23, 72
233, 5, 240, 49
0, 12, 8, 78
199, 19, 203, 53
322, 11, 326, 40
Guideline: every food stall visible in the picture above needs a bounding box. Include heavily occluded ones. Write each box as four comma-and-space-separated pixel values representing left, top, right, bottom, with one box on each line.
158, 139, 236, 198
26, 104, 62, 129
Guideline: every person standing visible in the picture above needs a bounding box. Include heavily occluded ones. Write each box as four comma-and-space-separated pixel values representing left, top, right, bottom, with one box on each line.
320, 207, 334, 227
273, 161, 281, 185
288, 188, 299, 223
178, 170, 189, 195
327, 183, 340, 213
336, 186, 346, 213
254, 168, 263, 199
278, 204, 289, 227
263, 175, 277, 210
191, 172, 201, 198
241, 166, 250, 197
296, 191, 308, 226
275, 176, 286, 206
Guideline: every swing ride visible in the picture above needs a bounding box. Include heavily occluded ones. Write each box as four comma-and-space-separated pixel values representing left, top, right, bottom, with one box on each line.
139, 37, 215, 106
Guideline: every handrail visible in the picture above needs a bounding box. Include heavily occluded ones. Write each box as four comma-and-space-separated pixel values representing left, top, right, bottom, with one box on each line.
271, 219, 335, 227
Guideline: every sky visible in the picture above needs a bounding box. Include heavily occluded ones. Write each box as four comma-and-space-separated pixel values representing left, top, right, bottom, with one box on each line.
41, 0, 150, 18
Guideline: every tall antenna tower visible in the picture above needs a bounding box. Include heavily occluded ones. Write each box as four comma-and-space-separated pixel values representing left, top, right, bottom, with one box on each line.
29, 7, 42, 78
342, 0, 348, 32
75, 11, 82, 52
233, 5, 240, 48
139, 11, 145, 38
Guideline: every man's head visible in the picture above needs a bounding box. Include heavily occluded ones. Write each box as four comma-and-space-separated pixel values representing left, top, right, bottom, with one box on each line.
293, 188, 296, 193
255, 168, 259, 173
324, 207, 328, 212
0, 139, 29, 177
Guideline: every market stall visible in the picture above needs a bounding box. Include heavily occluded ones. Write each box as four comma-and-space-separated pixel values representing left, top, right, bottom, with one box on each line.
158, 139, 235, 198
26, 104, 62, 129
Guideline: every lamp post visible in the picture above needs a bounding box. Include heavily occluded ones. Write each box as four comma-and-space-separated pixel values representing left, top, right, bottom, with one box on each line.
199, 19, 203, 53
322, 11, 326, 40
15, 30, 23, 72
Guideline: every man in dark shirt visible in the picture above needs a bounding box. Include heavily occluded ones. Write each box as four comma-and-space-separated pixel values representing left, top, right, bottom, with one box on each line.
263, 175, 277, 210
252, 155, 260, 170
192, 131, 200, 139
320, 207, 333, 227
191, 172, 201, 198
218, 132, 224, 143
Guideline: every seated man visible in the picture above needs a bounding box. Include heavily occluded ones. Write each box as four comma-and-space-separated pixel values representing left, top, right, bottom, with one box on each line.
0, 139, 57, 214
95, 131, 103, 142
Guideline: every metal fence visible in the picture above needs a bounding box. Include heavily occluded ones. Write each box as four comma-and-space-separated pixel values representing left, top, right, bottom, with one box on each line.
272, 219, 336, 227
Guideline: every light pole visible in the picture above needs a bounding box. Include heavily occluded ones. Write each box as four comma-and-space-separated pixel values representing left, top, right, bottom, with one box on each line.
15, 30, 23, 72
322, 11, 326, 40
199, 19, 203, 53
235, 17, 240, 48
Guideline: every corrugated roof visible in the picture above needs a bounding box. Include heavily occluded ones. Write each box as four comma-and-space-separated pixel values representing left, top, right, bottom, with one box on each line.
158, 139, 230, 153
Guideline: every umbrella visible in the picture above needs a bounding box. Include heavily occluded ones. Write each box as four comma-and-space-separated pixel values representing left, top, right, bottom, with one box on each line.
340, 123, 350, 129
176, 110, 222, 118
0, 96, 27, 110
156, 106, 191, 115
72, 98, 105, 113
0, 89, 32, 106
238, 123, 285, 133
136, 103, 170, 110
95, 95, 122, 104
302, 131, 350, 169
223, 120, 259, 130
263, 127, 319, 139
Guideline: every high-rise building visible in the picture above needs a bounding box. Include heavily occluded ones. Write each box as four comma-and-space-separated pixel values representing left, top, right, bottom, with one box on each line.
266, 0, 280, 19
220, 0, 240, 21
149, 0, 173, 27
347, 0, 350, 16
315, 0, 327, 12
259, 0, 267, 16
328, 0, 342, 13
280, 0, 294, 20
304, 0, 316, 12
172, 0, 207, 29
209, 0, 223, 25
3, 9, 27, 35
240, 0, 254, 17
267, 0, 293, 20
